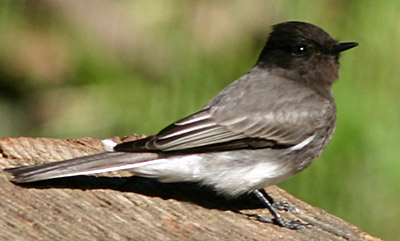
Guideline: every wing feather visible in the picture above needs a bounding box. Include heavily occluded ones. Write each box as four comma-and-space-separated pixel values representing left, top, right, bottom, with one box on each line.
114, 72, 332, 153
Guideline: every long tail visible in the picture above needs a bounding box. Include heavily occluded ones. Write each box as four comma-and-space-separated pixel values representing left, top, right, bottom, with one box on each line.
4, 151, 160, 183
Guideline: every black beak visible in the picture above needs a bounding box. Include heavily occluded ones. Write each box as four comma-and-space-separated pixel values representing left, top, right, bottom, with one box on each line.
332, 42, 358, 53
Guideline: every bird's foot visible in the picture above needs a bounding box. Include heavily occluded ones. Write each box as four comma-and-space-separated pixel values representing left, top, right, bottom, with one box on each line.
272, 201, 300, 213
253, 213, 310, 229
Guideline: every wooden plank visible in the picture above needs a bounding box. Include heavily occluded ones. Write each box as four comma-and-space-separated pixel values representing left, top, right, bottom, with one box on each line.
0, 136, 381, 241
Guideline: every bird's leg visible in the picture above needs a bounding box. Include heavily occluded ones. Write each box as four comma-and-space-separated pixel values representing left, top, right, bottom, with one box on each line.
258, 189, 300, 213
252, 189, 309, 229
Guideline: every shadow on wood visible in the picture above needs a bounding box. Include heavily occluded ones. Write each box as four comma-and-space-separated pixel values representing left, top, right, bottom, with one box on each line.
15, 176, 266, 211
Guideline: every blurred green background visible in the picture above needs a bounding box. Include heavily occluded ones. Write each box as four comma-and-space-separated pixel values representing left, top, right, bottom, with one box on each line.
0, 0, 398, 239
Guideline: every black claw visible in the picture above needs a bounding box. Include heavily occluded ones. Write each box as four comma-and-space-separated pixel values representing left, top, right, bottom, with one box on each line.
251, 189, 308, 230
247, 213, 309, 230
274, 219, 310, 230
252, 213, 274, 224
272, 201, 300, 212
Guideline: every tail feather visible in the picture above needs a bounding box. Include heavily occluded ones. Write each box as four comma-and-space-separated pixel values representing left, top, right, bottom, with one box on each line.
5, 151, 160, 183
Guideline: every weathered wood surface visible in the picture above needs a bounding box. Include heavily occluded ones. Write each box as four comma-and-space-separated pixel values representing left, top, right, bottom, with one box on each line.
0, 136, 381, 241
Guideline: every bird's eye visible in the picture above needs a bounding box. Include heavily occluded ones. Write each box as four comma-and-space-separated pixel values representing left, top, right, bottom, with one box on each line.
291, 45, 310, 57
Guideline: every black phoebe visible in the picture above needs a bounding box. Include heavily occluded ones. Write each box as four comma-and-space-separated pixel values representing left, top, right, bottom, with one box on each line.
5, 21, 358, 229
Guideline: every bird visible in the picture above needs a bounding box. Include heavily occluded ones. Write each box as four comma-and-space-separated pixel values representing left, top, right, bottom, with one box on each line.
4, 21, 358, 229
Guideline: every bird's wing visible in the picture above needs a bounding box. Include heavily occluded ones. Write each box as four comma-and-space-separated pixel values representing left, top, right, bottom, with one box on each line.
115, 109, 259, 152
115, 100, 327, 153
115, 72, 332, 153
